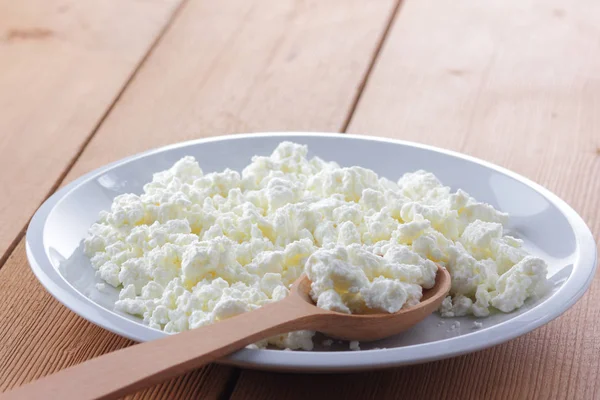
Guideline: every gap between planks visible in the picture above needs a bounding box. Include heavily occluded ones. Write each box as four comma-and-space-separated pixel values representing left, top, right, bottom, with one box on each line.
341, 0, 405, 133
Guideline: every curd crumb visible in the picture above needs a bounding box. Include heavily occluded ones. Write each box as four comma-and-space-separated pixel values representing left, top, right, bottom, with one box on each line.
349, 340, 361, 351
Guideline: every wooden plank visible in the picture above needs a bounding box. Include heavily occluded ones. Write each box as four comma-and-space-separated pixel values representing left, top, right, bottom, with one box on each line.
0, 0, 398, 397
0, 0, 182, 263
231, 0, 600, 399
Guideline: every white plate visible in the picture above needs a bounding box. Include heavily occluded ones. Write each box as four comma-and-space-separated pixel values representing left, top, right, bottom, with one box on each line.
26, 133, 597, 372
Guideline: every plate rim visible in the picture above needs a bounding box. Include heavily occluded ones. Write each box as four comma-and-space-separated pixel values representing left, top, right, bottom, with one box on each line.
26, 132, 598, 372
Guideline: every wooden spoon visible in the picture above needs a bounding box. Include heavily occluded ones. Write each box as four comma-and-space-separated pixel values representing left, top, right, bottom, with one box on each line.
1, 266, 450, 400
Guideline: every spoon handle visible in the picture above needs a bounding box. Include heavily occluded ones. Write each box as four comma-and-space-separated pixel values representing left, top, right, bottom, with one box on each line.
0, 297, 320, 400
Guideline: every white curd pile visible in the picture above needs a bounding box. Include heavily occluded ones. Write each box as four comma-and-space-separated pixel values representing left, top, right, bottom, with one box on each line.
84, 142, 548, 350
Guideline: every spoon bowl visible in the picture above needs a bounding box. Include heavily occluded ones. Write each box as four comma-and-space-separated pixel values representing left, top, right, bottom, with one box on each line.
288, 265, 451, 341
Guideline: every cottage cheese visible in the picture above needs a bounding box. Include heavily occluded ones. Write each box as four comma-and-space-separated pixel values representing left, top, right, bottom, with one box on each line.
84, 141, 548, 350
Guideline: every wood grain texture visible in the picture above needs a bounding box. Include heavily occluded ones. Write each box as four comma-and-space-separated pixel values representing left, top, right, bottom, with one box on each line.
0, 0, 398, 398
0, 0, 182, 262
231, 0, 600, 399
0, 241, 233, 399
61, 0, 398, 181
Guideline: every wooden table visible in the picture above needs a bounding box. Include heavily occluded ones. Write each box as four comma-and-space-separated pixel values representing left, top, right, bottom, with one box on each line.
1, 0, 599, 398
